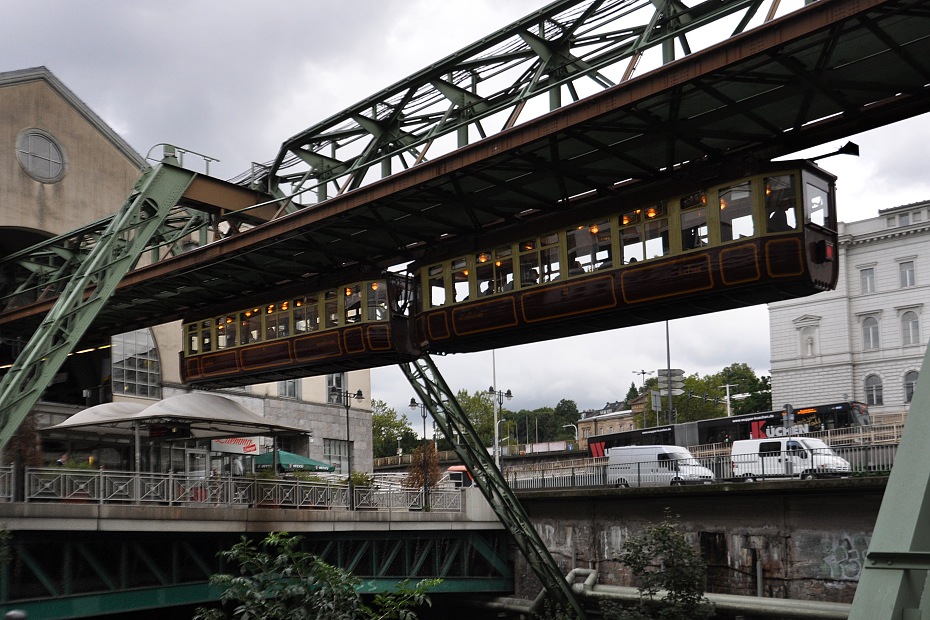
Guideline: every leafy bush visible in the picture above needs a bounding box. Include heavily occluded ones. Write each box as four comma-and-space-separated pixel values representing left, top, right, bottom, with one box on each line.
194, 532, 440, 620
600, 510, 714, 620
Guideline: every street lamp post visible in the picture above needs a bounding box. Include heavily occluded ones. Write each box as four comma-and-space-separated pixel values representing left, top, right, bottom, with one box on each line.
409, 398, 430, 511
488, 386, 513, 468
332, 387, 363, 509
633, 369, 654, 389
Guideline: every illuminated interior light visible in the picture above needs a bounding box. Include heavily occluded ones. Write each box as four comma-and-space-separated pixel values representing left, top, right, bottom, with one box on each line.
345, 287, 353, 296
589, 224, 599, 234
478, 253, 488, 263
495, 261, 502, 267
463, 269, 469, 276
720, 198, 728, 210
765, 184, 772, 196
281, 301, 288, 310
622, 216, 630, 225
295, 299, 303, 307
226, 317, 234, 323
266, 305, 274, 313
370, 282, 379, 291
645, 207, 657, 219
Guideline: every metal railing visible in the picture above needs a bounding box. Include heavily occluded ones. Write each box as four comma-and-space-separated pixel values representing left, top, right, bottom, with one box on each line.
15, 467, 462, 511
506, 444, 898, 491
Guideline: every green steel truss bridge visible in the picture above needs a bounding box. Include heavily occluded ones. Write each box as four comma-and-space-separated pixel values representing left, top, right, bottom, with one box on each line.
1, 0, 929, 616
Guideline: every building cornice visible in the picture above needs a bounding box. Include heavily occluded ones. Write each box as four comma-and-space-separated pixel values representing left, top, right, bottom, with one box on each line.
0, 66, 146, 169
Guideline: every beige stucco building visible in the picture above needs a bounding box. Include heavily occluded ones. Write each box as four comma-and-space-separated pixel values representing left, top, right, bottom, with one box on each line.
1, 67, 372, 474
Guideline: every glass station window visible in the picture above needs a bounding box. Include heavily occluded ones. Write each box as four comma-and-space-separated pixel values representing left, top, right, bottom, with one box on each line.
344, 285, 362, 323
324, 290, 338, 328
451, 258, 470, 302
680, 191, 708, 250
427, 265, 445, 307
216, 316, 236, 349
239, 309, 262, 345
368, 281, 388, 320
493, 246, 513, 293
719, 181, 754, 241
765, 175, 797, 232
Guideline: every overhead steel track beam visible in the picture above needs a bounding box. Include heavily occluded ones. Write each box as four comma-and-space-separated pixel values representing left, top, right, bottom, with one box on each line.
257, 0, 770, 201
401, 355, 587, 619
0, 164, 198, 452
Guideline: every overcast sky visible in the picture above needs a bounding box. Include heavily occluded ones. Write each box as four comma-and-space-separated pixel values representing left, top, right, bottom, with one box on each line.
3, 2, 929, 418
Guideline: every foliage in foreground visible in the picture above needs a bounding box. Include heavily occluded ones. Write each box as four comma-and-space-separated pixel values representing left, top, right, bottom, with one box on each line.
600, 511, 715, 620
194, 532, 441, 620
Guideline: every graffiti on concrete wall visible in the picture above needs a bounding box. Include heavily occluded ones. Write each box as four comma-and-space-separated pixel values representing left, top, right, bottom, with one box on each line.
821, 534, 869, 580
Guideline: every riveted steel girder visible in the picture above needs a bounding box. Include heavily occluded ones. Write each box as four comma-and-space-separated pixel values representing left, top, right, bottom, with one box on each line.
261, 0, 777, 204
401, 355, 587, 619
849, 345, 930, 620
0, 164, 198, 452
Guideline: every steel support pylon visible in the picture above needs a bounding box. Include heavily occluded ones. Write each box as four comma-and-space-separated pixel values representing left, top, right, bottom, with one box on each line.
401, 355, 587, 619
0, 163, 197, 451
849, 343, 930, 620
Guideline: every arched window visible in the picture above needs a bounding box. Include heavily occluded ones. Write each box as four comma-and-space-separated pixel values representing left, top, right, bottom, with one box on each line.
901, 311, 920, 346
865, 374, 883, 406
905, 371, 919, 403
862, 317, 880, 350
112, 329, 161, 398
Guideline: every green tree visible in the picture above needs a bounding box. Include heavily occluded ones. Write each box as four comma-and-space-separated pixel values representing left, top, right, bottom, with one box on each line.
371, 400, 417, 459
625, 382, 639, 406
600, 511, 713, 620
194, 532, 440, 620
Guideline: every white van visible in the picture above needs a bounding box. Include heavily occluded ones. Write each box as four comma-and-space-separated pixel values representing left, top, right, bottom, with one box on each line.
606, 445, 714, 487
731, 437, 851, 480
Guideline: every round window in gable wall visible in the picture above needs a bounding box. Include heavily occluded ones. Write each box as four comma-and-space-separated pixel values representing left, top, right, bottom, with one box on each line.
16, 128, 67, 183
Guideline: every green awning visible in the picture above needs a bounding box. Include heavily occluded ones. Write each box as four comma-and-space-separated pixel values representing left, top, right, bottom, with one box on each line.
253, 450, 335, 472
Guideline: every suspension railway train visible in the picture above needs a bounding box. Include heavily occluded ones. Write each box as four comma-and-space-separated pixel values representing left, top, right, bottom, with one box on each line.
586, 401, 872, 457
180, 160, 839, 388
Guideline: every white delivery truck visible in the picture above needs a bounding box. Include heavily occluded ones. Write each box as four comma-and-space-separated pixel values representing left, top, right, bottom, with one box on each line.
730, 437, 851, 480
606, 445, 715, 487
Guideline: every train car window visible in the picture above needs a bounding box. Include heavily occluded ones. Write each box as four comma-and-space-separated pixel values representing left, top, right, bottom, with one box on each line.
293, 298, 308, 334
451, 259, 470, 302
493, 247, 513, 292
681, 208, 708, 250
566, 223, 609, 273
803, 172, 831, 228
198, 320, 212, 352
643, 203, 668, 259
324, 290, 338, 328
719, 181, 754, 241
368, 281, 388, 320
620, 209, 644, 264
344, 285, 362, 323
518, 240, 540, 288
266, 302, 290, 338
216, 316, 236, 349
475, 252, 494, 296
594, 222, 613, 270
764, 175, 797, 232
186, 323, 199, 355
427, 265, 446, 307
540, 234, 560, 282
239, 309, 262, 345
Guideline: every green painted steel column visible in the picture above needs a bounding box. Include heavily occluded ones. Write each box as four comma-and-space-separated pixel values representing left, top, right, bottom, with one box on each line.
401, 355, 588, 619
849, 344, 930, 619
0, 163, 197, 452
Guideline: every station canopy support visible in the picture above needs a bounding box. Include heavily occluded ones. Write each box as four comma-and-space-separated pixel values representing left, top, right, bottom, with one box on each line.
0, 163, 197, 452
401, 355, 587, 619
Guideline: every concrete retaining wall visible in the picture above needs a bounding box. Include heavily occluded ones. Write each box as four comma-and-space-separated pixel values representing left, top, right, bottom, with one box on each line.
516, 478, 884, 604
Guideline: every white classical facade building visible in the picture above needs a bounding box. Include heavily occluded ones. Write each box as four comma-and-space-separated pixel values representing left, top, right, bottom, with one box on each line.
769, 200, 930, 420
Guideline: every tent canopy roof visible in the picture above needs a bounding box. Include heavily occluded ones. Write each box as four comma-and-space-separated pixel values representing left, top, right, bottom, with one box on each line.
47, 393, 306, 440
